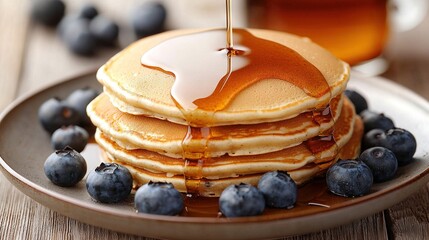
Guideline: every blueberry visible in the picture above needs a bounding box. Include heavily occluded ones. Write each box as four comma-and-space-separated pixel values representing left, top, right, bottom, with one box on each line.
65, 87, 99, 127
257, 171, 297, 208
360, 110, 395, 133
134, 182, 184, 216
380, 128, 417, 166
360, 147, 398, 182
58, 14, 81, 39
89, 15, 119, 46
44, 147, 87, 187
326, 160, 373, 197
38, 97, 81, 134
219, 183, 265, 217
362, 129, 386, 150
31, 0, 65, 26
345, 89, 368, 114
78, 3, 98, 19
131, 2, 167, 38
86, 163, 133, 203
61, 17, 96, 55
51, 125, 89, 152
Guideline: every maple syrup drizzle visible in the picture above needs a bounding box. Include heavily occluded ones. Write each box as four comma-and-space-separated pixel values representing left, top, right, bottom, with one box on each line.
140, 1, 339, 195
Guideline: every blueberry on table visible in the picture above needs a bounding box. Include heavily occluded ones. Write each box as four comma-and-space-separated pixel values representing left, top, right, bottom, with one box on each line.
326, 160, 373, 197
380, 128, 417, 166
360, 147, 398, 182
131, 2, 167, 38
89, 15, 119, 46
219, 183, 265, 217
31, 0, 65, 26
44, 147, 87, 187
360, 110, 395, 133
38, 97, 81, 134
257, 171, 297, 209
344, 89, 368, 114
86, 163, 133, 203
78, 3, 99, 20
61, 17, 96, 55
65, 87, 99, 127
134, 182, 184, 216
51, 125, 89, 152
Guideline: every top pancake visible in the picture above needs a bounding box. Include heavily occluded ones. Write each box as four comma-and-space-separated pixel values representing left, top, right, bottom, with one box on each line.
97, 28, 350, 126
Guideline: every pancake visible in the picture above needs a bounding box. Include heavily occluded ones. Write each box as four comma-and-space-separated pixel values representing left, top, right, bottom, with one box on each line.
99, 115, 362, 197
87, 93, 345, 158
93, 98, 360, 180
97, 28, 350, 126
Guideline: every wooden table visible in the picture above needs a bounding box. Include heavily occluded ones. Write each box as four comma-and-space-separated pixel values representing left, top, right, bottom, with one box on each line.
1, 1, 428, 239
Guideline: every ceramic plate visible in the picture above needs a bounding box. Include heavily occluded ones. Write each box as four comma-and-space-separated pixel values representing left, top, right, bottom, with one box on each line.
1, 72, 429, 240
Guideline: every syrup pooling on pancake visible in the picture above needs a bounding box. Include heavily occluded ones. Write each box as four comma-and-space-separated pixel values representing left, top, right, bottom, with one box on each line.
141, 29, 330, 119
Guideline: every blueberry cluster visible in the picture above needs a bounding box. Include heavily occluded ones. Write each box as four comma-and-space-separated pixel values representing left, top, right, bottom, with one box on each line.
326, 90, 417, 197
31, 0, 167, 55
219, 171, 297, 217
39, 87, 98, 187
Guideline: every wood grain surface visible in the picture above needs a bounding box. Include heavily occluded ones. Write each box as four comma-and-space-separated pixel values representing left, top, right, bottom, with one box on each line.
0, 0, 428, 239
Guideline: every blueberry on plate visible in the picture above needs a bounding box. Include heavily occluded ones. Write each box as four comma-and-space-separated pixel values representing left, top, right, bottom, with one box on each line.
360, 147, 398, 182
78, 3, 98, 20
44, 147, 87, 187
86, 162, 133, 203
362, 129, 386, 150
65, 87, 99, 127
38, 97, 81, 134
257, 171, 297, 209
134, 182, 184, 216
219, 183, 265, 217
31, 0, 66, 26
51, 125, 89, 152
360, 110, 395, 133
89, 15, 119, 46
344, 89, 368, 114
326, 159, 373, 197
131, 2, 167, 38
380, 128, 417, 166
61, 17, 96, 55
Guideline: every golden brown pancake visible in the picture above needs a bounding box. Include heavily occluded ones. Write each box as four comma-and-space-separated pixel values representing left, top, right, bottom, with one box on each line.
97, 28, 349, 126
87, 93, 345, 158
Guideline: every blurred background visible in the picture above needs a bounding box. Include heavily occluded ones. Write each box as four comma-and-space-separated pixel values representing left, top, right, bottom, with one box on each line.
1, 0, 428, 110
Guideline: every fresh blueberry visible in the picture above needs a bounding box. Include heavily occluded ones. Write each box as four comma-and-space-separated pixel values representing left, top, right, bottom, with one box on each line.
61, 17, 96, 55
31, 0, 66, 26
134, 182, 184, 216
131, 2, 167, 38
51, 125, 89, 152
326, 160, 373, 197
219, 183, 265, 217
86, 163, 133, 203
362, 129, 386, 150
89, 15, 119, 46
78, 3, 98, 20
44, 147, 87, 187
359, 147, 398, 182
345, 89, 368, 114
58, 14, 81, 39
380, 128, 417, 166
360, 110, 395, 133
65, 87, 99, 127
257, 171, 297, 208
38, 97, 81, 134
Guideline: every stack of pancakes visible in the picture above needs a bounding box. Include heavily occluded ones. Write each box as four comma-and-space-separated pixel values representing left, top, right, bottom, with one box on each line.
87, 29, 363, 197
